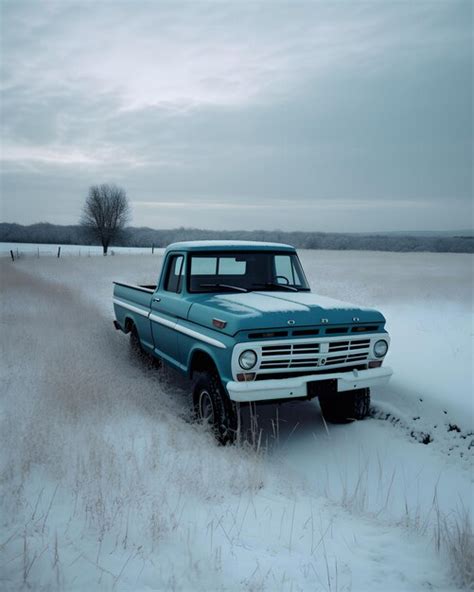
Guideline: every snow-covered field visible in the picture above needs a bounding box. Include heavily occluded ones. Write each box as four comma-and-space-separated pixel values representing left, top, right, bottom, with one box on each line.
0, 242, 164, 257
0, 250, 472, 591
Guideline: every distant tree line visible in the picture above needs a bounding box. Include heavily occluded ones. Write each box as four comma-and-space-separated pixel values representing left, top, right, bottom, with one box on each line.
0, 222, 472, 253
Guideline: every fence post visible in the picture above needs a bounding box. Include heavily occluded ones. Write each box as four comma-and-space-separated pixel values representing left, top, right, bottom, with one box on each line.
37, 247, 40, 258
152, 243, 155, 254
10, 250, 14, 262
57, 246, 61, 258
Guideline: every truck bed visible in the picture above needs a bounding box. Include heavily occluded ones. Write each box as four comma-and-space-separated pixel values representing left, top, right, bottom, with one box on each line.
113, 282, 155, 345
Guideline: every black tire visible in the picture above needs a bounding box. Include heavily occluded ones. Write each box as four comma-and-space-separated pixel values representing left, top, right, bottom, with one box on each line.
130, 324, 144, 356
319, 388, 370, 423
129, 323, 162, 368
193, 371, 238, 445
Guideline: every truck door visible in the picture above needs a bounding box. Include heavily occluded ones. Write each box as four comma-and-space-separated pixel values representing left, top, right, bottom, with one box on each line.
150, 252, 188, 368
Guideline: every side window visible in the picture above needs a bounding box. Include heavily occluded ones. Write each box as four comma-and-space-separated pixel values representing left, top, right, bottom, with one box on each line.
164, 254, 184, 293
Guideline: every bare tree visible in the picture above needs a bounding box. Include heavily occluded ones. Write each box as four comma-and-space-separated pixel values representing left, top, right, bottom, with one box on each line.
81, 184, 131, 254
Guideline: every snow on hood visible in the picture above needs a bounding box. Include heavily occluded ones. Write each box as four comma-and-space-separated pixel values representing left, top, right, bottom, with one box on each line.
216, 292, 308, 314
187, 291, 385, 336
216, 291, 374, 313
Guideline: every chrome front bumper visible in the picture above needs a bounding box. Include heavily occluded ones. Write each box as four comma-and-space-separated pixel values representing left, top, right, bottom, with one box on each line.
226, 366, 393, 403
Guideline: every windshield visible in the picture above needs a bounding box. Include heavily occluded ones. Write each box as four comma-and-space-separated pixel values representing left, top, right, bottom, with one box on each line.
188, 251, 310, 293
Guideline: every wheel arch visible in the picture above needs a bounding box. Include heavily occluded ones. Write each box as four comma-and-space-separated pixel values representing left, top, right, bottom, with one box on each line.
123, 316, 135, 334
188, 347, 219, 379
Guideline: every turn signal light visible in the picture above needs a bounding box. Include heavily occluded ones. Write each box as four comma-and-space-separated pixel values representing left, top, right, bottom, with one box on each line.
369, 361, 382, 368
236, 373, 256, 382
213, 318, 227, 329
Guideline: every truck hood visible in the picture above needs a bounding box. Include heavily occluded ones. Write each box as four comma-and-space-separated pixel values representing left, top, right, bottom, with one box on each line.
187, 291, 385, 336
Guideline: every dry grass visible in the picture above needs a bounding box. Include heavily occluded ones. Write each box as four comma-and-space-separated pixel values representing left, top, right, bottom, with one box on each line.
1, 261, 471, 591
0, 264, 269, 589
436, 506, 474, 590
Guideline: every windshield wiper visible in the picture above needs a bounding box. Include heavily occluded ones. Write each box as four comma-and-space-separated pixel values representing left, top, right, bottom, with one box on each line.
252, 282, 299, 292
199, 283, 248, 293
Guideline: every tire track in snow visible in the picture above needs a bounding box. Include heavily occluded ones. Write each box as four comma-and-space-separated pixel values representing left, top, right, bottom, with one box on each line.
370, 388, 473, 468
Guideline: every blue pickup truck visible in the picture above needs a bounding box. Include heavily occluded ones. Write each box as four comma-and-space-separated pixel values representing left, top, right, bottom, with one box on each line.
113, 241, 392, 443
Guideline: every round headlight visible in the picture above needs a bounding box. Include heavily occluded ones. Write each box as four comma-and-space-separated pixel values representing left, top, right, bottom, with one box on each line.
239, 349, 257, 370
374, 339, 388, 358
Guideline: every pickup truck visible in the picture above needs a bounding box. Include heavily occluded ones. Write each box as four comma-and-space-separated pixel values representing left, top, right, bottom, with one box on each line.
113, 241, 393, 443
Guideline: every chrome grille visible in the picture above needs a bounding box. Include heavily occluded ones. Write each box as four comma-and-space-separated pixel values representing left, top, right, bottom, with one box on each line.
258, 338, 370, 373
328, 339, 370, 352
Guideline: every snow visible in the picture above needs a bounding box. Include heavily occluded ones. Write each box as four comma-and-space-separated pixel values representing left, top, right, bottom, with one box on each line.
298, 249, 473, 426
265, 291, 378, 312
217, 292, 310, 313
1, 249, 472, 591
216, 291, 368, 313
0, 241, 165, 257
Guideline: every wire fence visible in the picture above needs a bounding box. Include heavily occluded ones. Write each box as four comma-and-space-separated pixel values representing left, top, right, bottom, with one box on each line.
1, 243, 165, 260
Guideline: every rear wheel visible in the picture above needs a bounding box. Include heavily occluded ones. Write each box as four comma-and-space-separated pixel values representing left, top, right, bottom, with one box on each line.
193, 371, 238, 445
129, 324, 143, 356
319, 388, 370, 423
129, 323, 161, 368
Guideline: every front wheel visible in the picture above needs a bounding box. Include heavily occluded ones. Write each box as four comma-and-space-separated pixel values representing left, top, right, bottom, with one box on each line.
319, 388, 370, 423
193, 371, 238, 445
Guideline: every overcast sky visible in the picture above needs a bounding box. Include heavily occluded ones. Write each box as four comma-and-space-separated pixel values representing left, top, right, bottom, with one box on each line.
0, 1, 472, 231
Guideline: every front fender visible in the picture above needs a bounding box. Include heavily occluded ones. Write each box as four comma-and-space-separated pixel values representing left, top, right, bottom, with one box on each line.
186, 342, 234, 385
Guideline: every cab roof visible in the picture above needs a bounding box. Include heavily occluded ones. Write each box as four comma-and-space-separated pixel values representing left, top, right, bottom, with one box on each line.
165, 240, 296, 253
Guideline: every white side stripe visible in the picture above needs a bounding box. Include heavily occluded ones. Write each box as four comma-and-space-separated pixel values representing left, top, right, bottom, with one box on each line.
113, 298, 150, 318
114, 298, 227, 349
149, 313, 227, 349
148, 312, 174, 329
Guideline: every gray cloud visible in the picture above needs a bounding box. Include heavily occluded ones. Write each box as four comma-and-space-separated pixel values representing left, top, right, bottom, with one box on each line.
0, 1, 472, 231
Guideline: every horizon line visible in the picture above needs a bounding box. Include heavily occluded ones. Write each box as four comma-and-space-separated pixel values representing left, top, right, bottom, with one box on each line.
1, 221, 473, 237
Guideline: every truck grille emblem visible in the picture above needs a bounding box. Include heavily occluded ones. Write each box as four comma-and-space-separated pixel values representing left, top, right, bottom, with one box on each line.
287, 320, 295, 325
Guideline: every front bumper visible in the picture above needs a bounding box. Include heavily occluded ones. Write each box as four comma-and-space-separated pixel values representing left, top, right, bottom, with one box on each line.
226, 366, 393, 403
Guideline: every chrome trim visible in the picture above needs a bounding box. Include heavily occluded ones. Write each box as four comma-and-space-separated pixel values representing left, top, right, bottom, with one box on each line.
149, 313, 227, 349
231, 333, 389, 380
113, 298, 150, 318
227, 366, 393, 402
113, 281, 155, 294
149, 312, 175, 329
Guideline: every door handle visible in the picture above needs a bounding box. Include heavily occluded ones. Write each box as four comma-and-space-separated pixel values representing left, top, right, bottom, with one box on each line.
153, 297, 161, 303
